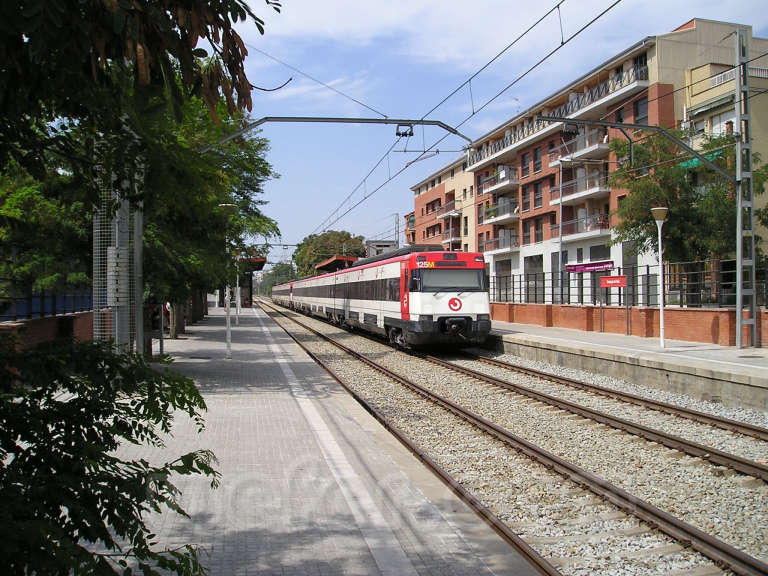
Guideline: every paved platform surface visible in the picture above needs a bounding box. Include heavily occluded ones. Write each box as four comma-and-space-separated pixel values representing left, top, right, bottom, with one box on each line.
489, 320, 768, 409
133, 306, 539, 576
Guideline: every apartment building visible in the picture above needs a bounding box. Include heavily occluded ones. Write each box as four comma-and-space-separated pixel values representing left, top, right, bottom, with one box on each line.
409, 156, 477, 252
457, 18, 767, 303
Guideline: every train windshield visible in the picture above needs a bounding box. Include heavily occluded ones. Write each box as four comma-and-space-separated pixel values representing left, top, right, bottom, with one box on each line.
418, 269, 485, 292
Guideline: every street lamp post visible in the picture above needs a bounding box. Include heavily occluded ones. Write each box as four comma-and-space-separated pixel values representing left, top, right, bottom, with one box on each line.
651, 207, 668, 348
218, 203, 237, 359
235, 260, 240, 326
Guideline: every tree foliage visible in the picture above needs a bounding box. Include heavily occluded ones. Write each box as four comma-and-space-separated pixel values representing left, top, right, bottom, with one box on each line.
0, 338, 220, 574
1, 0, 281, 171
258, 261, 295, 295
609, 132, 767, 262
293, 231, 366, 277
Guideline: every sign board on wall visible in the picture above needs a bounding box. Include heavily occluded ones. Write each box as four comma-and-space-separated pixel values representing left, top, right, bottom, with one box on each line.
566, 260, 614, 273
600, 275, 627, 288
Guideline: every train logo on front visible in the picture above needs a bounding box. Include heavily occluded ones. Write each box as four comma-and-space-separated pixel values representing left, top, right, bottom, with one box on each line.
448, 297, 462, 311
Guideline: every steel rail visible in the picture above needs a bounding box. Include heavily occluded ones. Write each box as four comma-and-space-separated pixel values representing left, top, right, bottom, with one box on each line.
257, 301, 561, 576
261, 300, 768, 576
466, 352, 768, 442
423, 354, 768, 482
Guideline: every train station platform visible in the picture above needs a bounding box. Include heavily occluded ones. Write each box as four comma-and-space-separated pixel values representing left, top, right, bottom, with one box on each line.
140, 306, 540, 576
488, 320, 768, 411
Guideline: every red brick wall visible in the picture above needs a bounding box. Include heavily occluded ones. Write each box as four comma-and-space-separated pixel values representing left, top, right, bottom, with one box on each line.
491, 305, 767, 347
0, 312, 94, 350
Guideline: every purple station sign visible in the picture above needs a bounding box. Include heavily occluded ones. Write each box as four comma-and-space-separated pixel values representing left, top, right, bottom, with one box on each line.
565, 260, 614, 273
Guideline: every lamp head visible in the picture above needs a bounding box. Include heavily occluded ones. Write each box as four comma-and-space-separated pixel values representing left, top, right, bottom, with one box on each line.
650, 206, 668, 224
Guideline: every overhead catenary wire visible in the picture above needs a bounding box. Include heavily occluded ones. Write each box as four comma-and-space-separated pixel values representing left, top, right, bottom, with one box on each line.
317, 0, 625, 232
313, 0, 573, 236
247, 43, 389, 118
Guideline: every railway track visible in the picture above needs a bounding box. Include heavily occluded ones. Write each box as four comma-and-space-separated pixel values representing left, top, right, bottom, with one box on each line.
426, 353, 768, 482
462, 351, 768, 442
259, 300, 768, 576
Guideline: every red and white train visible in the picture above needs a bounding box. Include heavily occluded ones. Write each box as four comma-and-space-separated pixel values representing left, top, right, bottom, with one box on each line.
271, 247, 491, 347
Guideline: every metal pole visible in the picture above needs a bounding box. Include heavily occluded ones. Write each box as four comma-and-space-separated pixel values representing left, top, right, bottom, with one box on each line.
159, 303, 164, 355
734, 28, 756, 347
656, 221, 665, 348
134, 203, 144, 357
225, 285, 232, 359
235, 263, 240, 326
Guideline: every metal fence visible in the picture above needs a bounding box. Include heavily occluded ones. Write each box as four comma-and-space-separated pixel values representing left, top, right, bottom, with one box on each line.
0, 287, 92, 321
490, 259, 768, 308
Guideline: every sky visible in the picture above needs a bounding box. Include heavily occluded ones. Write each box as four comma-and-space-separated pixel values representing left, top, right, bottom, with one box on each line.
226, 0, 768, 268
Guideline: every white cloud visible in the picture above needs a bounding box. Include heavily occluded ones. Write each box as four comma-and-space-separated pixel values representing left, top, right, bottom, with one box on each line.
244, 0, 768, 71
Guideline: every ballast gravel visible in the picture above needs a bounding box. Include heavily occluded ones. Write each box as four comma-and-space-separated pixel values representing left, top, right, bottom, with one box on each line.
268, 309, 735, 576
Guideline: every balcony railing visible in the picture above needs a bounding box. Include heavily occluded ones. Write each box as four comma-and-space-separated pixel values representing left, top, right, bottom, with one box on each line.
441, 228, 460, 240
710, 66, 768, 88
551, 172, 609, 200
484, 235, 519, 252
485, 197, 519, 220
436, 199, 459, 217
551, 213, 609, 237
481, 165, 519, 194
549, 128, 609, 163
467, 65, 647, 166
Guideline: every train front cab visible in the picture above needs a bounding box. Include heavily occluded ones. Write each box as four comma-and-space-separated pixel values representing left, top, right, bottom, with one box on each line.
388, 252, 491, 347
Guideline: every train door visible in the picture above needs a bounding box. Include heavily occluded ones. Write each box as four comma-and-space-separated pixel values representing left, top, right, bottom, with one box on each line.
400, 262, 410, 321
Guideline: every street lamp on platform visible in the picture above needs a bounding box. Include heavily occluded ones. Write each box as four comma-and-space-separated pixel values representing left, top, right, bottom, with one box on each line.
651, 207, 668, 348
218, 203, 237, 359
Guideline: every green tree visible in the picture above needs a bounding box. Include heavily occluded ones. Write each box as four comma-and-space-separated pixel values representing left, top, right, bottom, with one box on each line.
1, 0, 281, 173
293, 231, 366, 276
0, 338, 219, 574
609, 132, 767, 262
259, 261, 295, 295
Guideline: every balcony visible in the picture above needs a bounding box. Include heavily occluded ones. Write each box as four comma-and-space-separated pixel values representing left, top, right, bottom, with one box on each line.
436, 199, 460, 219
467, 65, 648, 170
441, 229, 461, 244
485, 197, 520, 226
551, 214, 610, 242
549, 128, 610, 167
483, 235, 520, 254
550, 172, 610, 206
480, 165, 519, 195
405, 216, 415, 231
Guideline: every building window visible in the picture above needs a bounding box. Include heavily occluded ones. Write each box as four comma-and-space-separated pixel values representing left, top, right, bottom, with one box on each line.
521, 153, 530, 178
522, 222, 531, 245
534, 218, 543, 243
462, 162, 467, 171
450, 168, 455, 179
522, 185, 530, 211
633, 52, 647, 71
533, 148, 542, 172
463, 188, 467, 200
616, 107, 624, 123
463, 216, 468, 236
463, 243, 468, 252
469, 185, 474, 197
477, 206, 483, 225
550, 213, 556, 227
534, 182, 542, 208
614, 64, 624, 80
634, 97, 648, 125
577, 247, 583, 263
430, 179, 435, 188
438, 175, 442, 184
478, 234, 484, 251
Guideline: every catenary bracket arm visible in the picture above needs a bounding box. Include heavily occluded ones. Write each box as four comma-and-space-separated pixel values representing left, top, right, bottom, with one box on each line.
537, 115, 735, 183
201, 116, 473, 152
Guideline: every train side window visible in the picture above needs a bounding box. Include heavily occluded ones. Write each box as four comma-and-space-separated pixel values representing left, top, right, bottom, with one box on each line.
409, 270, 421, 292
